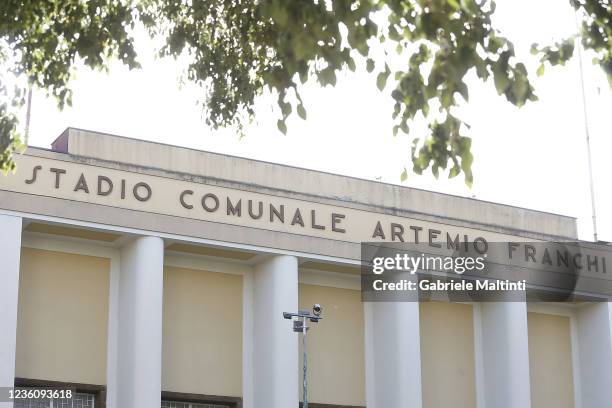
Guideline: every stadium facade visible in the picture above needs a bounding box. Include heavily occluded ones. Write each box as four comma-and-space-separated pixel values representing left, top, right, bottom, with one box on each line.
1, 128, 611, 408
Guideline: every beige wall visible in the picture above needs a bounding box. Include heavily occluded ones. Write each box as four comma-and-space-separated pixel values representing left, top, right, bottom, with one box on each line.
4, 155, 562, 248
59, 128, 578, 239
528, 312, 574, 408
16, 248, 109, 384
420, 302, 476, 408
162, 266, 242, 397
298, 283, 365, 406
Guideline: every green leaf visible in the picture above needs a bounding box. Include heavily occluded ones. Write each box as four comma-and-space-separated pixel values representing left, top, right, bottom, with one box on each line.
447, 0, 461, 10
512, 77, 529, 103
400, 168, 408, 182
456, 82, 469, 102
493, 65, 510, 95
377, 65, 391, 91
536, 64, 545, 76
277, 120, 287, 135
319, 68, 337, 86
464, 169, 474, 187
297, 104, 307, 120
366, 58, 375, 73
347, 58, 356, 72
460, 0, 478, 14
299, 69, 309, 84
280, 101, 292, 117
269, 4, 289, 26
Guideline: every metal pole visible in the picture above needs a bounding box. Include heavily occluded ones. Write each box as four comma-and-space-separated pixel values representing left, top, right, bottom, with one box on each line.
284, 306, 321, 407
574, 10, 598, 242
24, 86, 32, 144
302, 315, 308, 408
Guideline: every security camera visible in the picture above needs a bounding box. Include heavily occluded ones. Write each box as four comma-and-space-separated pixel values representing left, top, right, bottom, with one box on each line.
312, 304, 322, 317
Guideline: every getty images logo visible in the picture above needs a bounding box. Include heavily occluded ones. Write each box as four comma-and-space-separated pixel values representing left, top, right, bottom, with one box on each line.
371, 252, 486, 275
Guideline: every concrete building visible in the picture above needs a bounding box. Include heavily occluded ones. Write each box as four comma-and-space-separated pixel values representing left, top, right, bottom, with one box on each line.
0, 128, 611, 408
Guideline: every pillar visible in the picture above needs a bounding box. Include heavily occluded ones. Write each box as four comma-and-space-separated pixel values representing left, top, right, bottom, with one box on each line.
0, 215, 22, 408
114, 236, 164, 408
575, 302, 612, 407
251, 255, 299, 408
364, 301, 422, 408
478, 302, 531, 408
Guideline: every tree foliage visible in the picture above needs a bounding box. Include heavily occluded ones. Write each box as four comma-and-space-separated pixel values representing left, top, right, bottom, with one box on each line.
1, 0, 610, 183
0, 0, 139, 172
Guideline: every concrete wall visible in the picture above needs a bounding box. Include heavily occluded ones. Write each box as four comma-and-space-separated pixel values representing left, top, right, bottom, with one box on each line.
4, 155, 534, 246
3, 152, 571, 264
15, 248, 109, 384
420, 302, 477, 408
298, 284, 365, 406
527, 312, 574, 408
49, 128, 577, 239
162, 266, 242, 397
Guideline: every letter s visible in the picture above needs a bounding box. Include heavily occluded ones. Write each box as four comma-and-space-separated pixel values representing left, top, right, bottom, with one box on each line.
25, 165, 42, 184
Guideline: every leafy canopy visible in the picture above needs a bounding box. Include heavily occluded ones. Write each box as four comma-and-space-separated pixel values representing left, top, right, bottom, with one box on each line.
1, 0, 610, 184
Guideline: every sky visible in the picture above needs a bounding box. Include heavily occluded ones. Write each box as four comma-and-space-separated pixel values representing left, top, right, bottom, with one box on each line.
19, 0, 611, 242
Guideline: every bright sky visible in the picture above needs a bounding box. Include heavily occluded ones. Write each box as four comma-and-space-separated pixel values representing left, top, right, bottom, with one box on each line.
20, 0, 611, 242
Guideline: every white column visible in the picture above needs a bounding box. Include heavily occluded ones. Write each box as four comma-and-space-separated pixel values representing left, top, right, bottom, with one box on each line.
478, 302, 531, 408
575, 302, 612, 407
242, 269, 254, 408
114, 236, 164, 408
105, 254, 120, 408
0, 215, 22, 408
364, 302, 422, 408
251, 255, 298, 408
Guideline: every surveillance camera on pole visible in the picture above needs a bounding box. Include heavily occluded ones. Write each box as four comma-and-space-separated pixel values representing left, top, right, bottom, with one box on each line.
283, 304, 323, 408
